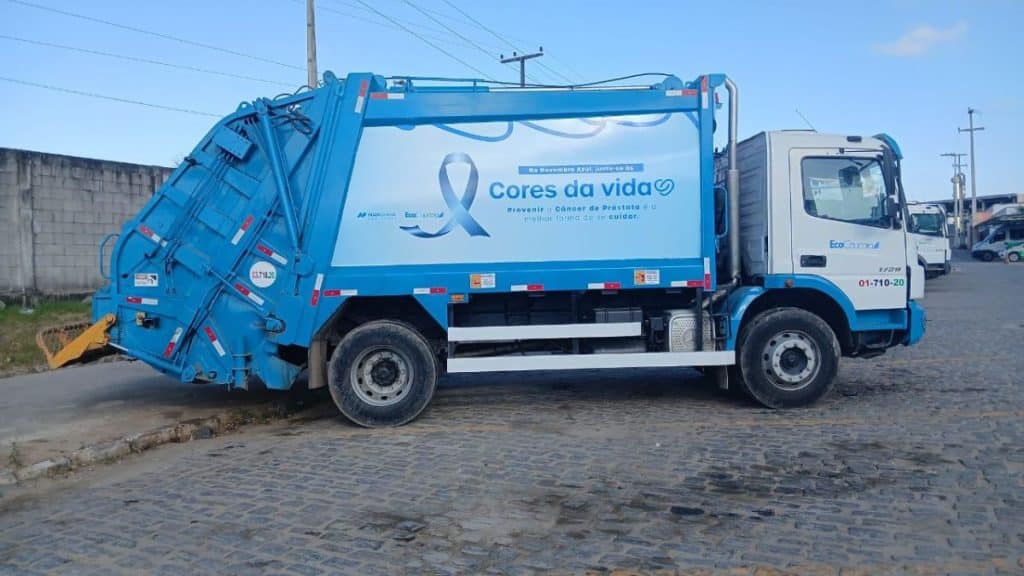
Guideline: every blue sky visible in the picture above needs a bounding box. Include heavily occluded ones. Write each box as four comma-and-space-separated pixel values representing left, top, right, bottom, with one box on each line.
0, 0, 1019, 201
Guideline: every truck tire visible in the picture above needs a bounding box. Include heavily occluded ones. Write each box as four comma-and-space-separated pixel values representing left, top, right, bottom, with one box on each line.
735, 307, 840, 408
328, 320, 438, 427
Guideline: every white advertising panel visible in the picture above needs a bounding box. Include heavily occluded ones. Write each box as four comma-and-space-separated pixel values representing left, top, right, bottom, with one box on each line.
332, 113, 702, 267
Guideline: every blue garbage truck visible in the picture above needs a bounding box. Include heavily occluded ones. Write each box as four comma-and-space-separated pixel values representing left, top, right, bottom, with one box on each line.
45, 71, 925, 426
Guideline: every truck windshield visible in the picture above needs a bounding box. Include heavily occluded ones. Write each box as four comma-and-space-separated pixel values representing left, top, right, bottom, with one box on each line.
984, 229, 1005, 243
911, 213, 945, 236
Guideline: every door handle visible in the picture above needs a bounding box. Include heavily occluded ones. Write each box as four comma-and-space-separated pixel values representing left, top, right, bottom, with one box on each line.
801, 254, 827, 267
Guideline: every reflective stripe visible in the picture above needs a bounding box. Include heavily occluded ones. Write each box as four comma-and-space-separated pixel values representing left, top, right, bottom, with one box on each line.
256, 244, 288, 265
164, 327, 183, 358
587, 282, 621, 290
231, 215, 254, 245
354, 80, 368, 113
511, 284, 543, 292
126, 296, 158, 306
138, 224, 167, 246
322, 289, 357, 297
235, 283, 265, 306
413, 287, 447, 295
203, 326, 226, 357
311, 273, 324, 306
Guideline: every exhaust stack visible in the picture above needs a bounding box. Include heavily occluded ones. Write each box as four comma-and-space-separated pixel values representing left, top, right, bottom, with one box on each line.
724, 78, 741, 283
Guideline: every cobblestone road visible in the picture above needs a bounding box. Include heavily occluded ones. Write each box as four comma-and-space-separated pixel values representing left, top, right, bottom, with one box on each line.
2, 256, 1023, 575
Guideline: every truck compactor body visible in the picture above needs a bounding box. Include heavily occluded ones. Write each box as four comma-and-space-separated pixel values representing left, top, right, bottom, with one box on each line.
70, 72, 925, 426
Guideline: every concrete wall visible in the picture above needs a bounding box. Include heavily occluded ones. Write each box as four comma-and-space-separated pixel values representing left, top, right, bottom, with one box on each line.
0, 148, 173, 298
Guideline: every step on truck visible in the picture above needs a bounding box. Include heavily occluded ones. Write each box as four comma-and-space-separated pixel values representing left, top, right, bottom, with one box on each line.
47, 72, 926, 426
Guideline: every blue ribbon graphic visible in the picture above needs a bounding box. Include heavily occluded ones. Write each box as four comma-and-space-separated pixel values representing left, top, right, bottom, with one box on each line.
400, 153, 490, 238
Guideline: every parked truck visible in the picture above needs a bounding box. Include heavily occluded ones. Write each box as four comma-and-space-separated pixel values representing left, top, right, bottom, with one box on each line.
908, 203, 951, 278
41, 72, 925, 427
972, 217, 1024, 261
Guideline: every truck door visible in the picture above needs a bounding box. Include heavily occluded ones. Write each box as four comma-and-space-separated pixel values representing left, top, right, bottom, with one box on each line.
789, 149, 908, 310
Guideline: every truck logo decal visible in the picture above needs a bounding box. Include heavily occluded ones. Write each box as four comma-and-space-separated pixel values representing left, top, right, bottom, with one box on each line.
400, 153, 490, 239
829, 240, 880, 250
249, 261, 277, 288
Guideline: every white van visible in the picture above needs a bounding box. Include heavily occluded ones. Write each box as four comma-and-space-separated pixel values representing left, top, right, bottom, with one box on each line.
972, 221, 1024, 262
908, 203, 951, 277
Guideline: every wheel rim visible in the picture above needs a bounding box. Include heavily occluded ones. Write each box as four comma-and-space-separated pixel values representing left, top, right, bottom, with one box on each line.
760, 330, 820, 391
350, 347, 413, 407
1010, 253, 1020, 262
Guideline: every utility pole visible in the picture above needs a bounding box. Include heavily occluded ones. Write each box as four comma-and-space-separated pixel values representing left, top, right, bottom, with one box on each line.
941, 152, 967, 247
500, 47, 544, 87
958, 108, 984, 244
306, 0, 318, 88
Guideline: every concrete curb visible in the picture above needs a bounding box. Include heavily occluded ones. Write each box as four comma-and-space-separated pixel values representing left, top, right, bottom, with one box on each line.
1, 402, 293, 486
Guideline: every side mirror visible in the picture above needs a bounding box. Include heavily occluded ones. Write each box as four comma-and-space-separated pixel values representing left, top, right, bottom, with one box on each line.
885, 197, 901, 229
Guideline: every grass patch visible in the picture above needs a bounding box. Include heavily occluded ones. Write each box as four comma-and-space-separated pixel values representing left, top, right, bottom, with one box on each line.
0, 300, 91, 375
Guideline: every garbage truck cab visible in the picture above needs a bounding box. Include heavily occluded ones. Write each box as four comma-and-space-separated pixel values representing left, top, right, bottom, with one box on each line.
908, 202, 951, 277
46, 72, 926, 426
724, 130, 924, 386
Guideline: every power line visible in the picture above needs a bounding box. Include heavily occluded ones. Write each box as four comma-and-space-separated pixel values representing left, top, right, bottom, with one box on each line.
0, 34, 295, 88
342, 0, 550, 58
399, 0, 533, 83
314, 1, 465, 48
517, 54, 573, 85
351, 0, 495, 80
6, 0, 305, 71
310, 0, 506, 56
323, 0, 498, 49
544, 52, 587, 83
0, 76, 220, 117
436, 0, 574, 84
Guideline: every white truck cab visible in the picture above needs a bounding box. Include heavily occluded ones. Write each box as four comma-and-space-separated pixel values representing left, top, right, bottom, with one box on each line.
908, 203, 952, 277
735, 131, 924, 304
724, 130, 924, 377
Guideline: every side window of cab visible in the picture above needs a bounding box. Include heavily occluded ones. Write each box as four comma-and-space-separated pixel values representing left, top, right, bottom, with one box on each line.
801, 157, 888, 228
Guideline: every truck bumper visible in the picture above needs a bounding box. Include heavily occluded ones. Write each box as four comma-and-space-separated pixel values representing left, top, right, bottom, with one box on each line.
903, 300, 926, 346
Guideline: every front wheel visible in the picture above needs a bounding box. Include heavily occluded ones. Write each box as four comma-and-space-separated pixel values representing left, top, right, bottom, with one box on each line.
735, 308, 840, 408
1009, 252, 1021, 263
980, 251, 995, 262
328, 320, 438, 427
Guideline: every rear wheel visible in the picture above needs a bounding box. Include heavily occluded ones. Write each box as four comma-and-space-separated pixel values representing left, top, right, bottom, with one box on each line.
328, 320, 438, 427
735, 307, 840, 408
981, 251, 995, 262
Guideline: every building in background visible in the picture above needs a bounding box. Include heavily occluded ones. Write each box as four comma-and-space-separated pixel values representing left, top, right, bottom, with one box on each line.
932, 193, 1023, 247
